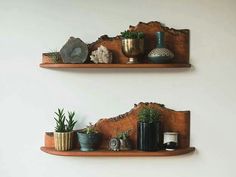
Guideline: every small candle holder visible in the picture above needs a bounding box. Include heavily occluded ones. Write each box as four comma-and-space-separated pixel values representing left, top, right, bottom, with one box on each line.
163, 132, 178, 151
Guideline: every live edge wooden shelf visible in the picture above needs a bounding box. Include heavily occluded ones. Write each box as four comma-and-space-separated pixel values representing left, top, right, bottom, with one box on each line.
40, 147, 195, 157
40, 21, 190, 69
41, 102, 195, 157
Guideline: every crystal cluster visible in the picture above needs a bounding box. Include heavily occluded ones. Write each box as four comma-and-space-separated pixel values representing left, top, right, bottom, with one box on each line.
90, 45, 112, 64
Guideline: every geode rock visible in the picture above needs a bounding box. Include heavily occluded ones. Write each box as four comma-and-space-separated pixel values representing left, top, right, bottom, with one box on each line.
90, 45, 112, 64
60, 37, 88, 64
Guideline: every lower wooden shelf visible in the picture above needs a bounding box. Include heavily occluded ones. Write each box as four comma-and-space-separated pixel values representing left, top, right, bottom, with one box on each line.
40, 147, 195, 157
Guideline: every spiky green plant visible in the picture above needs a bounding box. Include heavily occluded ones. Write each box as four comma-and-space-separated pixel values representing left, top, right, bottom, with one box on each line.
66, 111, 77, 132
54, 109, 77, 132
54, 108, 66, 132
138, 107, 160, 123
121, 30, 144, 39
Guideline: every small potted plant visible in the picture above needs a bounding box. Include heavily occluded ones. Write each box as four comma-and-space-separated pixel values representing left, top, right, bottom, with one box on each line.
137, 107, 161, 151
43, 50, 62, 64
120, 30, 144, 64
117, 129, 132, 150
54, 108, 77, 151
77, 123, 101, 151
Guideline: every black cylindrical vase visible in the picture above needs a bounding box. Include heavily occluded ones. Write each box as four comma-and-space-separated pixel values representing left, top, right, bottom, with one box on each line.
137, 121, 161, 151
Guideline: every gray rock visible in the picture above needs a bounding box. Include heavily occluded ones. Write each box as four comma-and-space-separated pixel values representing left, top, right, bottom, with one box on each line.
60, 37, 88, 64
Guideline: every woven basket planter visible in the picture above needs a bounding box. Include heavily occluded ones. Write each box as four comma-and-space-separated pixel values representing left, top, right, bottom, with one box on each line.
54, 132, 73, 151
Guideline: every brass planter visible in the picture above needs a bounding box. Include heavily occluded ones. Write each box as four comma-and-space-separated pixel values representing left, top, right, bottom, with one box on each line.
54, 132, 73, 151
121, 38, 144, 64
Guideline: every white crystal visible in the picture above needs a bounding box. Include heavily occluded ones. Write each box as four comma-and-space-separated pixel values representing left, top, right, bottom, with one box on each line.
90, 45, 112, 64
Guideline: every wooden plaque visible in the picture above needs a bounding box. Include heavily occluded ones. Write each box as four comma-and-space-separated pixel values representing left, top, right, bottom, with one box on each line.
42, 21, 189, 65
44, 102, 190, 150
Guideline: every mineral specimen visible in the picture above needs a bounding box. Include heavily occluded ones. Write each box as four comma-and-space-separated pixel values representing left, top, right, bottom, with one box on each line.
90, 45, 112, 64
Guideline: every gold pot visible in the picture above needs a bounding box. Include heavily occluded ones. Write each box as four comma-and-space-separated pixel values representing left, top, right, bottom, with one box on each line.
121, 38, 144, 64
54, 132, 73, 151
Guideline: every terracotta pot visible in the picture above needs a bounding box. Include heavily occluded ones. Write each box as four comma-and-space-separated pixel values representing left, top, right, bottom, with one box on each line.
54, 132, 73, 151
42, 52, 63, 64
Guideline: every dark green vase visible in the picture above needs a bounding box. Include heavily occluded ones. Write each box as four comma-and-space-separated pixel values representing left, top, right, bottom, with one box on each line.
148, 32, 174, 63
77, 132, 101, 151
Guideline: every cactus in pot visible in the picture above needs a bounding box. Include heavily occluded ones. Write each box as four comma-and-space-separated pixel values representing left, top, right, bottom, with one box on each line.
54, 108, 77, 151
117, 129, 132, 150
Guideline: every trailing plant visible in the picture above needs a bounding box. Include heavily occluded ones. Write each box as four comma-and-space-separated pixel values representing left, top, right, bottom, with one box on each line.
121, 30, 144, 39
117, 129, 131, 140
48, 50, 61, 63
54, 108, 77, 132
138, 107, 160, 123
84, 122, 98, 134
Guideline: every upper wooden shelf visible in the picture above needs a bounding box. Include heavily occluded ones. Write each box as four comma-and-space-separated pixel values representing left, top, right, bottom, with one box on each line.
40, 63, 191, 68
40, 147, 195, 157
40, 21, 190, 68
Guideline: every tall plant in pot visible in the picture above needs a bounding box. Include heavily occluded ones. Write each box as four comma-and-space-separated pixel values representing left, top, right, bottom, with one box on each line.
137, 107, 161, 151
54, 108, 77, 151
77, 123, 101, 151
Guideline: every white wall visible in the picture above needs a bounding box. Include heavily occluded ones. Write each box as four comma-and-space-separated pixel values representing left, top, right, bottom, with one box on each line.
0, 0, 236, 176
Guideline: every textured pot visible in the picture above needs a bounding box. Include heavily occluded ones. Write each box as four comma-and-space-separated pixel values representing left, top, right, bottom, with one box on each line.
77, 132, 101, 151
148, 32, 174, 63
137, 121, 161, 151
54, 132, 73, 151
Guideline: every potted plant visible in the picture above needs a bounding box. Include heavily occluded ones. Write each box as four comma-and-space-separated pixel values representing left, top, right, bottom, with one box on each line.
43, 50, 62, 64
117, 129, 132, 150
120, 30, 144, 64
77, 123, 101, 151
54, 108, 77, 151
137, 107, 161, 151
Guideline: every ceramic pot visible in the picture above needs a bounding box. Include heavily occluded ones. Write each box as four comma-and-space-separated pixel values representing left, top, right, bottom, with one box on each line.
54, 132, 73, 151
148, 32, 174, 63
77, 132, 101, 151
137, 121, 161, 151
121, 38, 144, 64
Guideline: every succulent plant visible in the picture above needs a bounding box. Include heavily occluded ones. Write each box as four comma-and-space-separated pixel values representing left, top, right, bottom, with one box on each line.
121, 30, 144, 39
117, 129, 131, 140
84, 122, 98, 134
138, 107, 160, 123
54, 108, 77, 132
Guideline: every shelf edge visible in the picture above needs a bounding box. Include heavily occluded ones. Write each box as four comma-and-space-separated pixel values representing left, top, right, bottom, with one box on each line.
39, 63, 191, 69
40, 147, 195, 157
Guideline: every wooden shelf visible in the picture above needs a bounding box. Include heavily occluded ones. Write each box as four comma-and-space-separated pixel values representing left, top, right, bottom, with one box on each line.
40, 147, 195, 157
42, 103, 195, 157
40, 63, 191, 68
40, 21, 190, 69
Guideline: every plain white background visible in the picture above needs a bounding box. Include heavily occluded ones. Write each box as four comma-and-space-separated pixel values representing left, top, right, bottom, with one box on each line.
0, 0, 236, 177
